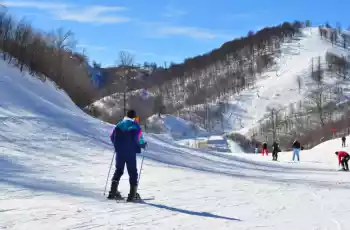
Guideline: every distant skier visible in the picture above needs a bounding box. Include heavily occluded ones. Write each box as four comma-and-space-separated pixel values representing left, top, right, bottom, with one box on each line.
261, 142, 268, 156
107, 109, 147, 201
255, 144, 259, 154
272, 141, 280, 161
342, 136, 346, 147
292, 140, 301, 161
335, 151, 350, 171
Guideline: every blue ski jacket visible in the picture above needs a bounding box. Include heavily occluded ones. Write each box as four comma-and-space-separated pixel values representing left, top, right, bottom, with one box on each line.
110, 117, 146, 155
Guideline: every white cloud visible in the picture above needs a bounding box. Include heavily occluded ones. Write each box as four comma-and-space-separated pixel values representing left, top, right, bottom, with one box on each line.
155, 25, 232, 40
163, 5, 187, 18
0, 1, 130, 24
55, 6, 129, 24
0, 1, 66, 9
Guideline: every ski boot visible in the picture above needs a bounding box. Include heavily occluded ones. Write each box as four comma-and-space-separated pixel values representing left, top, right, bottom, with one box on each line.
126, 185, 141, 202
107, 181, 123, 200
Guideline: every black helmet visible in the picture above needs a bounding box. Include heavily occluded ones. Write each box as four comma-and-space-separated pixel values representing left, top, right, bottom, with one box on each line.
126, 109, 136, 119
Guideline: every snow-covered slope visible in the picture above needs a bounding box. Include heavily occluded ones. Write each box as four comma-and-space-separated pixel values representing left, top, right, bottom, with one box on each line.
88, 88, 154, 119
2, 49, 350, 230
146, 115, 239, 152
221, 27, 350, 135
147, 114, 208, 138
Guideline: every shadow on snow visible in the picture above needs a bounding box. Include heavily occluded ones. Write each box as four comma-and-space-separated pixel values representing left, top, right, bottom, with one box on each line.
0, 155, 102, 199
142, 201, 242, 221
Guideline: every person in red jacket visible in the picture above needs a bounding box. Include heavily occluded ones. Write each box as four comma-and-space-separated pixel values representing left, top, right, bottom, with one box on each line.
261, 142, 268, 156
335, 151, 350, 171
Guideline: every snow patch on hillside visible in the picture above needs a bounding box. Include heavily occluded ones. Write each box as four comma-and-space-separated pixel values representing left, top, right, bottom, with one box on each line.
147, 114, 208, 139
90, 88, 155, 117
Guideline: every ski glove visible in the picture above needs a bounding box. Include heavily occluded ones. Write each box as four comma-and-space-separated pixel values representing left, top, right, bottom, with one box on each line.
140, 142, 147, 149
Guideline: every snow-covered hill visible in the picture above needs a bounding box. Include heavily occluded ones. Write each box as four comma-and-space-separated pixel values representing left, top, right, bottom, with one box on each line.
2, 36, 350, 229
87, 88, 154, 120
223, 27, 350, 135
171, 27, 349, 141
147, 114, 207, 137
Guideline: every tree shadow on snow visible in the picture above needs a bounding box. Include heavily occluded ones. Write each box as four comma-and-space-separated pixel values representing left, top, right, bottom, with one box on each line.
0, 155, 29, 177
142, 201, 242, 221
0, 155, 102, 199
0, 176, 102, 199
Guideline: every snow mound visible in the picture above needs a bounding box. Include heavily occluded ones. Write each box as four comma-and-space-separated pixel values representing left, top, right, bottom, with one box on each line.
327, 47, 350, 60
176, 135, 239, 153
296, 135, 350, 165
147, 115, 237, 152
93, 88, 155, 110
147, 114, 208, 139
342, 30, 350, 37
89, 88, 155, 119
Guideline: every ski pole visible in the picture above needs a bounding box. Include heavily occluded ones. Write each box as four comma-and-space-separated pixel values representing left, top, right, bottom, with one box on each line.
137, 143, 147, 185
137, 155, 145, 185
103, 151, 116, 196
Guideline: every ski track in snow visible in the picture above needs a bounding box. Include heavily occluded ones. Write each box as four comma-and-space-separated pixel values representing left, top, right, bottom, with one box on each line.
1, 28, 350, 229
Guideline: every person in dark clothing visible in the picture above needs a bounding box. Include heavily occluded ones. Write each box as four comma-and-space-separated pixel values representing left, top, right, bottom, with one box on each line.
108, 110, 147, 201
292, 140, 301, 161
342, 136, 346, 147
272, 141, 280, 161
335, 151, 350, 171
261, 142, 268, 156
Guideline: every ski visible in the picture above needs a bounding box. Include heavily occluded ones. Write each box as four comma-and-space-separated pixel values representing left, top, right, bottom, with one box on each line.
114, 197, 155, 203
337, 169, 349, 172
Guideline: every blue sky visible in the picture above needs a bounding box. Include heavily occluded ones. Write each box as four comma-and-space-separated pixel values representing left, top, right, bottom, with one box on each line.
1, 0, 349, 67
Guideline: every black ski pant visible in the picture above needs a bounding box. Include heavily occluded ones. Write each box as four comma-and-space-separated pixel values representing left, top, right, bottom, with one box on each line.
112, 152, 138, 186
341, 155, 350, 171
342, 140, 346, 147
272, 151, 278, 161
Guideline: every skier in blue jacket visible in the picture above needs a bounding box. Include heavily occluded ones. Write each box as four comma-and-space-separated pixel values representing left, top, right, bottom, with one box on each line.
107, 110, 147, 201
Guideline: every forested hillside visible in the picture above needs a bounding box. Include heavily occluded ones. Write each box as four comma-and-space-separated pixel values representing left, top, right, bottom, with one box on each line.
88, 21, 303, 124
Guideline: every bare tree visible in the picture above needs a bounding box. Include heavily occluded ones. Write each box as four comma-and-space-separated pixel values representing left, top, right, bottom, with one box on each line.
326, 52, 348, 78
0, 9, 94, 107
49, 28, 76, 83
13, 19, 32, 71
117, 51, 135, 116
296, 75, 302, 94
153, 88, 165, 117
330, 30, 338, 45
118, 51, 134, 67
341, 33, 348, 49
266, 108, 285, 143
2, 14, 14, 61
311, 56, 323, 83
307, 86, 326, 127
